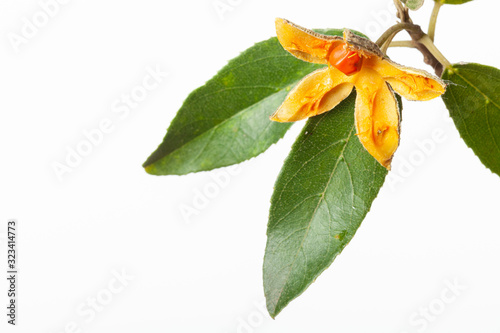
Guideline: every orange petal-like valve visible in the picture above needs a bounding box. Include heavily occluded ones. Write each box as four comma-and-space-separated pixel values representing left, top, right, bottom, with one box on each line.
354, 67, 400, 169
367, 57, 446, 101
275, 18, 343, 64
270, 67, 353, 122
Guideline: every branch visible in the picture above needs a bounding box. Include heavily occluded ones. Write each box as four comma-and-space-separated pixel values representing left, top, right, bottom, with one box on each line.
377, 2, 450, 76
376, 23, 418, 47
393, 0, 412, 23
404, 24, 445, 76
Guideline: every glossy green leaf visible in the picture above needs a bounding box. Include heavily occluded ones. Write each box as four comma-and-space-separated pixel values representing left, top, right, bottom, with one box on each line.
264, 92, 388, 318
143, 30, 346, 175
436, 0, 472, 4
402, 0, 425, 10
442, 63, 500, 176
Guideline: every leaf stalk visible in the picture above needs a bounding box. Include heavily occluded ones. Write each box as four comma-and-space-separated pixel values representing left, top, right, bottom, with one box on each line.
428, 1, 443, 41
418, 34, 452, 70
388, 40, 415, 48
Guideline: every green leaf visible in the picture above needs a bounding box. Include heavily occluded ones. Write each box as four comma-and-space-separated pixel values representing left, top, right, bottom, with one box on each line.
402, 0, 425, 10
436, 0, 472, 4
143, 30, 346, 175
442, 63, 500, 176
263, 92, 388, 318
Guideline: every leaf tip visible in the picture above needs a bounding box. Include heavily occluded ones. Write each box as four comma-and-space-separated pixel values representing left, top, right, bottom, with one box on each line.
143, 163, 156, 175
266, 302, 279, 319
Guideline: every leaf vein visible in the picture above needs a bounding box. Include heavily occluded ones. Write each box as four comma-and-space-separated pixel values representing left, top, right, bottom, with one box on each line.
273, 125, 356, 307
453, 68, 500, 110
274, 135, 348, 209
485, 103, 500, 156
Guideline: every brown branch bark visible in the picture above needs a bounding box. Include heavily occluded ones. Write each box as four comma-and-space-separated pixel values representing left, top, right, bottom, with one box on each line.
395, 5, 444, 76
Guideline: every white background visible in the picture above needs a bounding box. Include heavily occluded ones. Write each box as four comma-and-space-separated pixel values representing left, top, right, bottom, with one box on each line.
1, 0, 499, 332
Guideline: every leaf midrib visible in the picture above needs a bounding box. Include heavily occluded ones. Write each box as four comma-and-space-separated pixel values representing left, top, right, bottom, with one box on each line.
446, 67, 500, 158
272, 124, 356, 313
451, 66, 500, 110
144, 81, 302, 167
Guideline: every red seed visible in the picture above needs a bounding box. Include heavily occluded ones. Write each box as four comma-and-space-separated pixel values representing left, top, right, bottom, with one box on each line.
328, 44, 362, 75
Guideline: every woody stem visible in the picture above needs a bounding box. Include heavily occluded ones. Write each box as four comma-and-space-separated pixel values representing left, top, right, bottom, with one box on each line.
393, 0, 409, 22
376, 3, 451, 76
375, 23, 418, 47
402, 24, 448, 76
